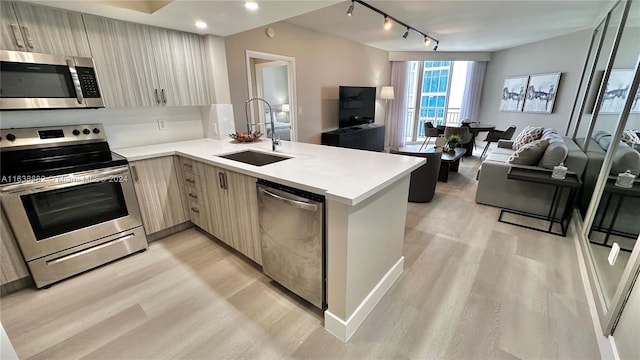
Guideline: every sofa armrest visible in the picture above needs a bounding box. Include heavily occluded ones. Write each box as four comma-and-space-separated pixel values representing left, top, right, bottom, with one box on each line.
497, 140, 514, 149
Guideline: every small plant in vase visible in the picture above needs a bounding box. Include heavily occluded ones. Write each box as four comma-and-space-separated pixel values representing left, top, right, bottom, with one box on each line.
446, 134, 462, 151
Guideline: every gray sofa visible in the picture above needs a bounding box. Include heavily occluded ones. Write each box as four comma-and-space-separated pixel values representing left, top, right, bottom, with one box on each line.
475, 130, 588, 217
577, 132, 640, 237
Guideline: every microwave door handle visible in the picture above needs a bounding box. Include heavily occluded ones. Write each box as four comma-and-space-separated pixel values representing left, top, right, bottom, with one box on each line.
65, 59, 84, 105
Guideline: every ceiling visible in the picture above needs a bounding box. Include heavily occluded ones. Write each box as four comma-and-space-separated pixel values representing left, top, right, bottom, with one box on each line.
25, 0, 616, 52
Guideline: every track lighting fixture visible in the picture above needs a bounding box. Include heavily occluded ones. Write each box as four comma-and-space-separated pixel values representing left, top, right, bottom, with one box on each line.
383, 16, 392, 30
346, 1, 354, 16
345, 0, 439, 50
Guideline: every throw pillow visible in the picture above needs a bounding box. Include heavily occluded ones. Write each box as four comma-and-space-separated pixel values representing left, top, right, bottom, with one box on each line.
508, 139, 549, 165
512, 126, 544, 150
592, 130, 611, 143
538, 141, 569, 169
621, 129, 640, 147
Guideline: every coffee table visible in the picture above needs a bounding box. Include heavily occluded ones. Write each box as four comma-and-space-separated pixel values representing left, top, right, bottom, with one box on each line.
438, 148, 466, 181
395, 145, 466, 182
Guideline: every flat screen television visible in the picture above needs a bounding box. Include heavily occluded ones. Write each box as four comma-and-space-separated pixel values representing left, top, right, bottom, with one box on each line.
338, 86, 376, 128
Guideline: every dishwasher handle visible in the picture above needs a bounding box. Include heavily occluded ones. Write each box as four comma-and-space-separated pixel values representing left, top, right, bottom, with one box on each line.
259, 187, 318, 211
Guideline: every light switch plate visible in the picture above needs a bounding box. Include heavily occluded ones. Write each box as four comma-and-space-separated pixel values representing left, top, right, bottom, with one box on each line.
608, 243, 620, 266
211, 123, 218, 135
157, 119, 167, 131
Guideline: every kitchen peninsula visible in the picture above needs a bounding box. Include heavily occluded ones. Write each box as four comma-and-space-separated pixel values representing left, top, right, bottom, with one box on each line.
114, 138, 424, 341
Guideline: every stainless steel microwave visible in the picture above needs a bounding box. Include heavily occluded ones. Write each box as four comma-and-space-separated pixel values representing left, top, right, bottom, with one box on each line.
0, 50, 104, 110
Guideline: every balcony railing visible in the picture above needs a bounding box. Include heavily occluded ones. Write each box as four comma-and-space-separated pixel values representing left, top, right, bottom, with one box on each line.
412, 108, 461, 138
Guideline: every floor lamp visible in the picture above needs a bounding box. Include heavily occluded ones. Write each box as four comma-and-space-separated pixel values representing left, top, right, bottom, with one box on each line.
381, 86, 394, 126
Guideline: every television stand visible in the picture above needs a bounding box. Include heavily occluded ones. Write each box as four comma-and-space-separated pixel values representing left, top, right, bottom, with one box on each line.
321, 124, 385, 152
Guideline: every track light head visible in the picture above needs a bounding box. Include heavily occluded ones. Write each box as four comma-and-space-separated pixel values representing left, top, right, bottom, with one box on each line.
402, 27, 409, 39
424, 36, 432, 46
383, 16, 392, 30
433, 41, 439, 51
346, 1, 354, 16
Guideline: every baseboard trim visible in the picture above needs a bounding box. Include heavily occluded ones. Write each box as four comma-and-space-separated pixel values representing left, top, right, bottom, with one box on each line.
324, 256, 404, 342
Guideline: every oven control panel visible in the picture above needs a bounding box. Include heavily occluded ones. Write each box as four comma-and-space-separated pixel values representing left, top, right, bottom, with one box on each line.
0, 124, 106, 149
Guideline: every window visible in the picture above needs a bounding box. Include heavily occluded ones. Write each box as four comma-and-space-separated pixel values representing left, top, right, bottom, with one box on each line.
405, 61, 469, 142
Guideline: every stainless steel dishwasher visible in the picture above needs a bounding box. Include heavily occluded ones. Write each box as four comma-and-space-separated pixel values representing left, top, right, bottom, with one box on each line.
257, 179, 325, 309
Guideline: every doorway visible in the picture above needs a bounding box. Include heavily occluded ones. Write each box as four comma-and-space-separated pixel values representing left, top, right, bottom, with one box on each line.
246, 51, 297, 142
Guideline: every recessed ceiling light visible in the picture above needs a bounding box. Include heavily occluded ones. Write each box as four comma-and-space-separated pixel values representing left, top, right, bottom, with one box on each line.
245, 1, 258, 10
195, 21, 207, 29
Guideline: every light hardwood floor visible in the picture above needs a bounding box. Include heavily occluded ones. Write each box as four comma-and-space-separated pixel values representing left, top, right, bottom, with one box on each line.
0, 145, 601, 359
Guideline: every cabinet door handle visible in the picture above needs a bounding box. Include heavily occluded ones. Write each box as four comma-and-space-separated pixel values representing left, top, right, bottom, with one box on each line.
21, 26, 33, 48
161, 89, 167, 105
183, 163, 193, 169
218, 172, 225, 189
188, 193, 197, 199
223, 173, 228, 190
185, 178, 196, 184
131, 165, 139, 182
191, 207, 200, 214
10, 24, 24, 47
154, 89, 161, 104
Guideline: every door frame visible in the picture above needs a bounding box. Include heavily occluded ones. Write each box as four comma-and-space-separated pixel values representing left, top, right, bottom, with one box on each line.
245, 50, 297, 142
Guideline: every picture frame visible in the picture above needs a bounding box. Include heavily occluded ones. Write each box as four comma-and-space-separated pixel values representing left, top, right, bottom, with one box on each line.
499, 75, 528, 112
523, 72, 561, 113
599, 69, 639, 114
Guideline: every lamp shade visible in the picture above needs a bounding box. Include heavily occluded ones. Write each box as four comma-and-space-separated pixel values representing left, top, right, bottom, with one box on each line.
380, 86, 395, 100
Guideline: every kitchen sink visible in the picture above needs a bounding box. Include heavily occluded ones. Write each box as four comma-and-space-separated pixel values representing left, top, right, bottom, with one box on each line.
217, 150, 290, 166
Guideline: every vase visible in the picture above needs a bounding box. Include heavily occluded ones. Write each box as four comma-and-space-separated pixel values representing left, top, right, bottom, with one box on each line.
448, 143, 457, 151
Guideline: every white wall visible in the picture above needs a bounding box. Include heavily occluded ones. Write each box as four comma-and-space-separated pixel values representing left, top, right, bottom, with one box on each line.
0, 106, 204, 149
225, 21, 391, 144
479, 30, 592, 134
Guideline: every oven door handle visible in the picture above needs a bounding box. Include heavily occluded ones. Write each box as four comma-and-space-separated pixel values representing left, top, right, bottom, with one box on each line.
0, 167, 130, 194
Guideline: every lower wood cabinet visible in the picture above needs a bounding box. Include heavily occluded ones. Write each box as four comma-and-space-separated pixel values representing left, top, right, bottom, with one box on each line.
130, 156, 189, 235
1, 207, 30, 286
180, 157, 261, 265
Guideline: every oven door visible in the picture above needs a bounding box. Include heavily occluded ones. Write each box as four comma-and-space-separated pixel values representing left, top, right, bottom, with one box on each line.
0, 166, 143, 261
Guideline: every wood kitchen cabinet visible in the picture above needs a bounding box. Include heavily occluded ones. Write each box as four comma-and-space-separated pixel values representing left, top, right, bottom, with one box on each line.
1, 1, 92, 57
130, 156, 190, 235
179, 158, 261, 265
83, 14, 210, 108
0, 207, 30, 286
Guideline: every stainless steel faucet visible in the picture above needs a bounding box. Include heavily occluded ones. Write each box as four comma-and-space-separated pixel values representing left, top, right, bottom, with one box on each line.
245, 97, 280, 151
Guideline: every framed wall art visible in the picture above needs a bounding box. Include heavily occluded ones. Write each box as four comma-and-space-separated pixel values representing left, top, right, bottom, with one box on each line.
600, 69, 639, 113
499, 75, 528, 112
523, 72, 561, 113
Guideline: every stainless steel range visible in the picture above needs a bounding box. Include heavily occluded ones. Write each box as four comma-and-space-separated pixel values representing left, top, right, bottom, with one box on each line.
0, 124, 147, 288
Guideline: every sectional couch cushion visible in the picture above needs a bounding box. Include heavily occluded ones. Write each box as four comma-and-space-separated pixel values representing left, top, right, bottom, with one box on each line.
590, 131, 640, 175
508, 139, 549, 165
538, 128, 569, 169
512, 126, 544, 150
611, 143, 640, 176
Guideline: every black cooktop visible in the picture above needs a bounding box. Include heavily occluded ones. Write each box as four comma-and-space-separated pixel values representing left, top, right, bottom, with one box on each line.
0, 142, 128, 184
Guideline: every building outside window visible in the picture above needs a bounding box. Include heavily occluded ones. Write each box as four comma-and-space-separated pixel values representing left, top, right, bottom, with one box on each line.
405, 61, 469, 143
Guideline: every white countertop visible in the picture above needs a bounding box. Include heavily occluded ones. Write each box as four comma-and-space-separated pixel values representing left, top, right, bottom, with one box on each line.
114, 138, 424, 206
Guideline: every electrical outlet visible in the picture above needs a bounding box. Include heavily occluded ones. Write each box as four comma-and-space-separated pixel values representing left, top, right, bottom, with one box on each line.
608, 243, 620, 266
298, 107, 303, 116
157, 119, 167, 131
211, 123, 218, 135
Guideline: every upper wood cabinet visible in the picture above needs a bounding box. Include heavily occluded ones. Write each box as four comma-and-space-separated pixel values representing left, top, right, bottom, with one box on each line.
1, 1, 91, 57
130, 156, 190, 235
83, 14, 210, 108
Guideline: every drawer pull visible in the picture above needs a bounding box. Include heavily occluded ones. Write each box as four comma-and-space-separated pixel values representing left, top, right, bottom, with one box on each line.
188, 193, 197, 199
183, 163, 193, 169
191, 207, 200, 214
185, 178, 196, 184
